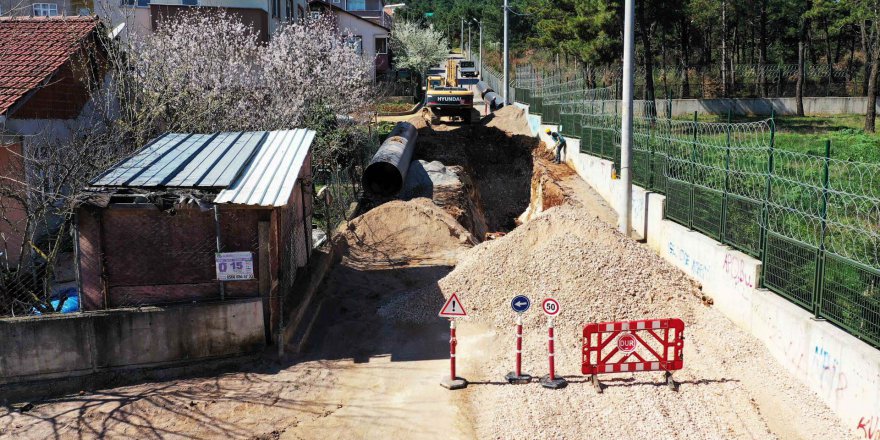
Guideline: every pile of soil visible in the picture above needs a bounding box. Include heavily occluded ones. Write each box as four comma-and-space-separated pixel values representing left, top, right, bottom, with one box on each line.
402, 160, 489, 240
335, 198, 476, 268
483, 105, 533, 136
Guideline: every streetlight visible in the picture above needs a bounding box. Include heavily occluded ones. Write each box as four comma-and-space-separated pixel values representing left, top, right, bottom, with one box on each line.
460, 18, 464, 53
472, 18, 482, 79
503, 0, 509, 103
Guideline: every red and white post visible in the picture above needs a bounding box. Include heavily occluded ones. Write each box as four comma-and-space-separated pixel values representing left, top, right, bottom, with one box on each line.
548, 319, 556, 380
441, 319, 467, 389
516, 316, 523, 376
540, 317, 567, 389
505, 314, 532, 383
449, 319, 457, 380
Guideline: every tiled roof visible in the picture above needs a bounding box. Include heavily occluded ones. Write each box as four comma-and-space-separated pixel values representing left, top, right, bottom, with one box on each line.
0, 16, 100, 116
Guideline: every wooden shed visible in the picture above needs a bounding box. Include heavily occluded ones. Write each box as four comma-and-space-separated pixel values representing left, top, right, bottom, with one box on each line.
76, 130, 314, 341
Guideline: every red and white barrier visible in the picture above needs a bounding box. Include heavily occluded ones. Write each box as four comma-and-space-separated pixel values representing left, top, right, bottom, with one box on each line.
582, 318, 685, 392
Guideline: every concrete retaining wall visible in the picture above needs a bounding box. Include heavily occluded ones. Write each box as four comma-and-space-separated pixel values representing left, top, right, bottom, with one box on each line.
526, 106, 880, 437
667, 96, 879, 116
0, 298, 265, 387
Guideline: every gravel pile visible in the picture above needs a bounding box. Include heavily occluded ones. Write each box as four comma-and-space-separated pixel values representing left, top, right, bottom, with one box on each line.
380, 203, 700, 342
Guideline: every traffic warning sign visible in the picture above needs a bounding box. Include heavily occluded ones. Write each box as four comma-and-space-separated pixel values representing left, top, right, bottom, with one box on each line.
439, 293, 468, 318
541, 298, 560, 316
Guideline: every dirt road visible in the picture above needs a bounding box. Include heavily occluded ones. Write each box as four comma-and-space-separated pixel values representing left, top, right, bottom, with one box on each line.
0, 108, 858, 440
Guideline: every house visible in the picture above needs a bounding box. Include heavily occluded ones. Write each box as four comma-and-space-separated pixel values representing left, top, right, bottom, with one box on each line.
314, 0, 390, 27
77, 129, 314, 340
0, 0, 90, 17
95, 0, 310, 41
309, 0, 390, 79
0, 16, 106, 265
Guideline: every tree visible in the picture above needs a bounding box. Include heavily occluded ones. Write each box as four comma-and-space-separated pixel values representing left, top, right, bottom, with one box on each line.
0, 12, 377, 316
390, 20, 450, 79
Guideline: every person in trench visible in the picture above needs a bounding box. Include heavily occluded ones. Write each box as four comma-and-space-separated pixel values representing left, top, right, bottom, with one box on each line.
546, 128, 567, 164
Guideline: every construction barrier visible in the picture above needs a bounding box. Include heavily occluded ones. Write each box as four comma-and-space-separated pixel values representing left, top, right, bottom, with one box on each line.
582, 318, 685, 392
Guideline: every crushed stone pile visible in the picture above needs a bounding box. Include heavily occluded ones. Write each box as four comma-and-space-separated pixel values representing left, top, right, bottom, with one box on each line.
379, 203, 701, 338
335, 198, 476, 268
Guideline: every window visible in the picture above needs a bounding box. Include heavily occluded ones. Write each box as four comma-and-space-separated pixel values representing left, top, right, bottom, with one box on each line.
346, 35, 363, 55
181, 0, 197, 5
121, 0, 149, 7
285, 0, 292, 20
297, 5, 304, 20
375, 37, 388, 55
310, 11, 321, 20
347, 0, 365, 11
32, 3, 59, 16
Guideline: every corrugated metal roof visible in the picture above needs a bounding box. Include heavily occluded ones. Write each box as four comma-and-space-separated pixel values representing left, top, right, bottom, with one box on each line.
92, 129, 314, 207
215, 129, 315, 207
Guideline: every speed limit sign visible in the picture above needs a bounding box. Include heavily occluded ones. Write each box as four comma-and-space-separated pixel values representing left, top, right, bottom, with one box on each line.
541, 298, 560, 316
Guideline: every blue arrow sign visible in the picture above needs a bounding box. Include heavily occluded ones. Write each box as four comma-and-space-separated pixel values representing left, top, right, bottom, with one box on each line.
511, 295, 531, 313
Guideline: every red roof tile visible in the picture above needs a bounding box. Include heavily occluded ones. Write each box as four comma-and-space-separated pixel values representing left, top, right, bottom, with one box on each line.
0, 16, 100, 116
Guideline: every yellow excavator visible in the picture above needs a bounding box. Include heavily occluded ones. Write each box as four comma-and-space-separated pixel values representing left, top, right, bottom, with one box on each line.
424, 59, 474, 123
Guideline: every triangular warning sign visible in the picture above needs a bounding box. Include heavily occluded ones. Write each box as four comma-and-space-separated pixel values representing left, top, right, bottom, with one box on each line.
439, 293, 468, 318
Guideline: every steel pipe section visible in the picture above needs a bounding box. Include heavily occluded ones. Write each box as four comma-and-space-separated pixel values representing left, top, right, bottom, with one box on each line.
484, 91, 504, 110
363, 121, 418, 197
476, 81, 494, 98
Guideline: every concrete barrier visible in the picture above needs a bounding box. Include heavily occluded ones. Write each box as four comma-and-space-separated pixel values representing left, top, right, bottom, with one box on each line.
666, 97, 880, 116
525, 104, 880, 437
0, 298, 265, 388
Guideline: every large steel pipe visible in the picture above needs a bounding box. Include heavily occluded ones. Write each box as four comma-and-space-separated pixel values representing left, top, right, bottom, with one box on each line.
363, 121, 418, 197
484, 91, 504, 110
476, 81, 494, 98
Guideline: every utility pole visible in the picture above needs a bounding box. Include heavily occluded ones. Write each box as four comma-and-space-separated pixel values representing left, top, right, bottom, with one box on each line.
619, 0, 634, 236
460, 18, 464, 53
473, 18, 482, 79
503, 0, 509, 103
468, 23, 472, 58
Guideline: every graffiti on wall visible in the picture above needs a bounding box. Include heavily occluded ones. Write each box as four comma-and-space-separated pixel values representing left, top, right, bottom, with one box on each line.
858, 416, 879, 439
811, 345, 848, 401
722, 252, 755, 290
667, 241, 710, 280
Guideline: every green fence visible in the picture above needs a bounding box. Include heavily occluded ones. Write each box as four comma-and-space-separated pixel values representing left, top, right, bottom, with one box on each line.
514, 65, 880, 350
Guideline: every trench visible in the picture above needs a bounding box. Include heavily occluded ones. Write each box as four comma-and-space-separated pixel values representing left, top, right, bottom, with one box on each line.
409, 119, 540, 238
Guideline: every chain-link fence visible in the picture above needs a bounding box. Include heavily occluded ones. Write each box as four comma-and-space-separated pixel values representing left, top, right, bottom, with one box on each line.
515, 65, 880, 349
517, 62, 865, 99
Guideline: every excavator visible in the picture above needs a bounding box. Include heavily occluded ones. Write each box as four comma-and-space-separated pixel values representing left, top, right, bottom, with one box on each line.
423, 58, 475, 123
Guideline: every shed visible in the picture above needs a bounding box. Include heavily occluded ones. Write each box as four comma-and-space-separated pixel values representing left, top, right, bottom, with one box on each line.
77, 130, 315, 340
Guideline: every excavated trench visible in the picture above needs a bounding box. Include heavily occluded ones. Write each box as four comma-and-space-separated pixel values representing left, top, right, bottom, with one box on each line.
404, 106, 563, 241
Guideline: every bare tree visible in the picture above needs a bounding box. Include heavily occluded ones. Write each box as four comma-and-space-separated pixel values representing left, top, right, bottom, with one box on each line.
0, 12, 378, 316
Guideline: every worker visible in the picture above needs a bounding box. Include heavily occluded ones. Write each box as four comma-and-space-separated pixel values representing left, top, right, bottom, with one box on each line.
546, 128, 567, 164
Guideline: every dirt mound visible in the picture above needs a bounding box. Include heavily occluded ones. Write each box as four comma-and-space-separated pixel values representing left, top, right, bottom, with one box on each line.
335, 198, 476, 267
380, 203, 700, 328
401, 160, 489, 240
483, 105, 532, 136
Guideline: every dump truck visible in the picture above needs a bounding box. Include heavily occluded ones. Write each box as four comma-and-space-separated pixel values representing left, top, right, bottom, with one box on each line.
424, 60, 474, 123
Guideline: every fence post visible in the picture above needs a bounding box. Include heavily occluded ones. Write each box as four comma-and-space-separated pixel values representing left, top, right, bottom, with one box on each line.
648, 106, 655, 188
213, 205, 225, 300
689, 111, 698, 229
721, 109, 732, 242
813, 139, 831, 319
760, 110, 776, 279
